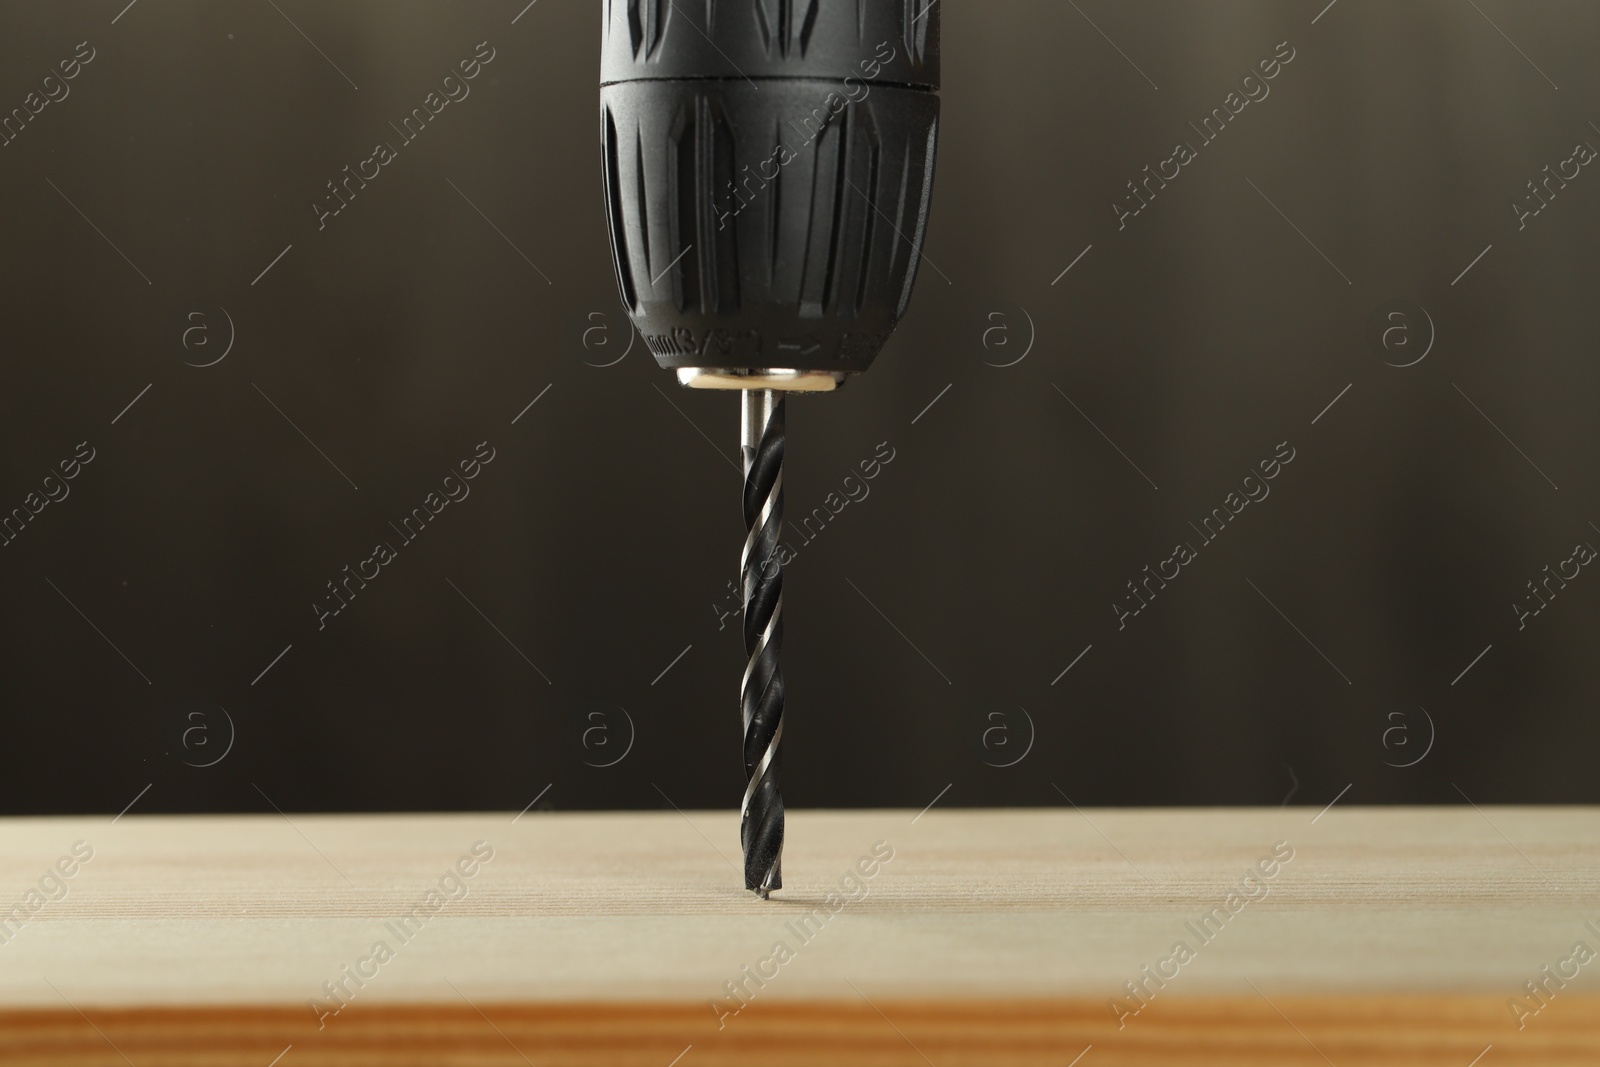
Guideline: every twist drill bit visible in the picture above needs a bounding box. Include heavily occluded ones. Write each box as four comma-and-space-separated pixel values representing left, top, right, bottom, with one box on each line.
740, 391, 785, 895
599, 0, 941, 894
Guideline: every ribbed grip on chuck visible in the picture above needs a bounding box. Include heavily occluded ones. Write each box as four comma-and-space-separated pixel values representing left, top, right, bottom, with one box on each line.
600, 0, 938, 86
599, 1, 940, 378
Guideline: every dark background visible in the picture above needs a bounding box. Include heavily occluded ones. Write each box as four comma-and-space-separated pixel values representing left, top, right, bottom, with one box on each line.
0, 0, 1595, 817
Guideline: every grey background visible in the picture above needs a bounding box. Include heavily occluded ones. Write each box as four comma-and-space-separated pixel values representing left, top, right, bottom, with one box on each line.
0, 0, 1594, 816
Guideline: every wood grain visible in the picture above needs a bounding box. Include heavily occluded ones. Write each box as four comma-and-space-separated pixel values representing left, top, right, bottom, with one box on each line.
0, 806, 1594, 1064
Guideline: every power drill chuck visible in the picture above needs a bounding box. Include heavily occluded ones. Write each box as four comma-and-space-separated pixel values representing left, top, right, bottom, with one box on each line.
600, 1, 942, 391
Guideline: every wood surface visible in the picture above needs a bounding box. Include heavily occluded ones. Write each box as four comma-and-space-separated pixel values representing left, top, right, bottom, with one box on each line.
0, 806, 1595, 1065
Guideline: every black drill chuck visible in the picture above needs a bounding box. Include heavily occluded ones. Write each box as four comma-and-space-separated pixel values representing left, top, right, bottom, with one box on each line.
599, 0, 941, 387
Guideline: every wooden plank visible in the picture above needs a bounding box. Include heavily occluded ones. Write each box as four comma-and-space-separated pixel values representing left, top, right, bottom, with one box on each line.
0, 807, 1594, 1065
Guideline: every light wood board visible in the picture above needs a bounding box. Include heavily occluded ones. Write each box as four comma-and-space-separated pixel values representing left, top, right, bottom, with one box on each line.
0, 806, 1595, 1064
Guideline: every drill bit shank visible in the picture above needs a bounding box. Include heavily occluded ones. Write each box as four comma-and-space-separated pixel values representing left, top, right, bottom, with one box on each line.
740, 391, 785, 895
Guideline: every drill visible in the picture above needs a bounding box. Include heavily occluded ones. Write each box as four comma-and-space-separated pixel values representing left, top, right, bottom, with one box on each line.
599, 0, 941, 895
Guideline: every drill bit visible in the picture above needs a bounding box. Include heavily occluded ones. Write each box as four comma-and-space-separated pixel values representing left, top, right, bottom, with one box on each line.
740, 391, 785, 896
